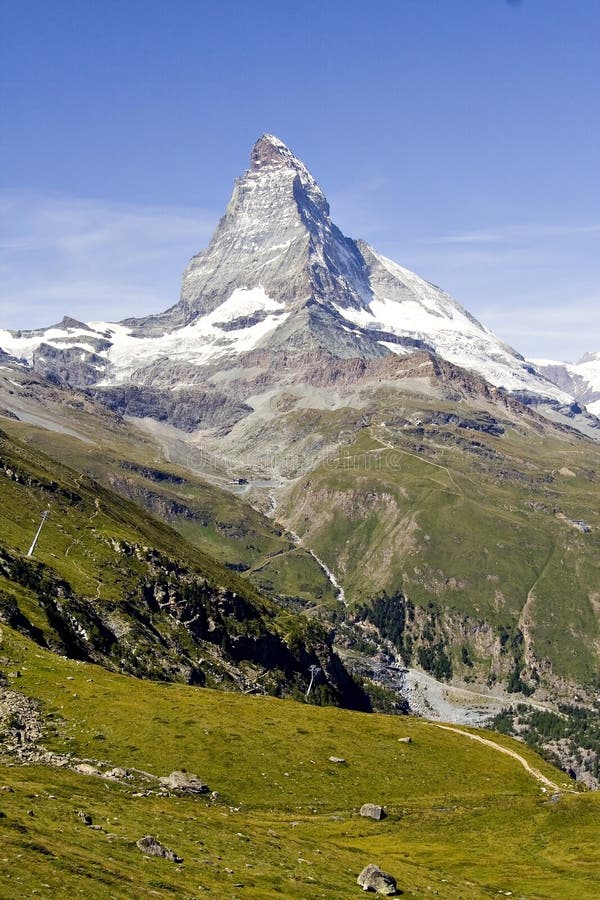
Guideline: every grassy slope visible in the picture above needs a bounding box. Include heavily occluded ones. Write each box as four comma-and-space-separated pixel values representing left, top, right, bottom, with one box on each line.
1, 625, 598, 899
280, 408, 600, 684
1, 415, 335, 607
0, 426, 268, 608
1, 425, 358, 704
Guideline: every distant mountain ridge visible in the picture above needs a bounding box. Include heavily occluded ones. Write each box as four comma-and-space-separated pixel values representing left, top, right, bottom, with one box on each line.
532, 352, 600, 416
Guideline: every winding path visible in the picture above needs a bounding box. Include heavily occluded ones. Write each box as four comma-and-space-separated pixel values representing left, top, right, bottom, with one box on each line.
429, 722, 565, 793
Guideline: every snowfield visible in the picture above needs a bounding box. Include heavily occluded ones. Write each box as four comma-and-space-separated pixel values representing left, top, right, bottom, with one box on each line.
0, 287, 289, 385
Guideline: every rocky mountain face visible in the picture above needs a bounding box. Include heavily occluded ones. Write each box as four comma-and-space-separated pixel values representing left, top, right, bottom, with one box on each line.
174, 134, 373, 328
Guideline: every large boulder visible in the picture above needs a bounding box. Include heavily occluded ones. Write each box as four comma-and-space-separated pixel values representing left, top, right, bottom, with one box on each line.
360, 803, 386, 820
357, 864, 398, 894
158, 771, 209, 794
136, 835, 183, 863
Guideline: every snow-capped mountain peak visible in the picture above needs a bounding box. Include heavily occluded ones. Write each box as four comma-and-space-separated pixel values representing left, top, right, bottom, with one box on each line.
173, 132, 372, 326
0, 134, 575, 407
250, 133, 308, 172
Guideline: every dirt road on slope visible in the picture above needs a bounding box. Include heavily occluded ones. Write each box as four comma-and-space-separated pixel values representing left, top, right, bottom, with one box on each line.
430, 722, 566, 793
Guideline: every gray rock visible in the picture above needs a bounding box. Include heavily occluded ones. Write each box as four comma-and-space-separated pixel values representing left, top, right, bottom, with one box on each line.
175, 134, 373, 335
104, 766, 130, 780
0, 687, 42, 750
76, 810, 93, 825
360, 803, 386, 821
397, 737, 412, 744
329, 756, 346, 764
357, 864, 398, 894
158, 770, 209, 794
136, 835, 183, 863
73, 763, 102, 777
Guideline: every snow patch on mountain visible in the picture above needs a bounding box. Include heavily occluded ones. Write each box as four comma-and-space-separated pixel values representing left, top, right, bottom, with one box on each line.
333, 247, 569, 399
0, 324, 97, 364
93, 287, 287, 383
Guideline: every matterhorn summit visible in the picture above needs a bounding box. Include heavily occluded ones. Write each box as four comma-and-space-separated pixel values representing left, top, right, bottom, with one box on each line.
175, 133, 374, 332
0, 134, 570, 403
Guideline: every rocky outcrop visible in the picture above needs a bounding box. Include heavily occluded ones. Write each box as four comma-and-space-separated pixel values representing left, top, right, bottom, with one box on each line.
92, 384, 253, 433
0, 686, 43, 752
158, 771, 209, 794
33, 342, 110, 387
355, 592, 542, 693
136, 835, 183, 863
76, 810, 93, 825
0, 534, 370, 710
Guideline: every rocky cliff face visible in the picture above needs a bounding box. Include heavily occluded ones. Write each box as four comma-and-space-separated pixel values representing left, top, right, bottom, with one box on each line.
176, 134, 373, 325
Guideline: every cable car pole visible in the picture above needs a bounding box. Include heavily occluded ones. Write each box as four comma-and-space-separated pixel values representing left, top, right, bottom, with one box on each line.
306, 664, 321, 698
27, 510, 49, 557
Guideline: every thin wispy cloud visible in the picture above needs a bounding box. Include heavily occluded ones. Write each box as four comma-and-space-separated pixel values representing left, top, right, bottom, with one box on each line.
0, 191, 217, 329
426, 223, 600, 245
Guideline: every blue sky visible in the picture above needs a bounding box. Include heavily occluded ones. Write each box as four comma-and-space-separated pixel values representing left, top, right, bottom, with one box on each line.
1, 0, 599, 361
